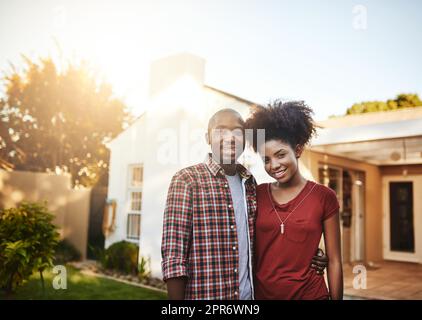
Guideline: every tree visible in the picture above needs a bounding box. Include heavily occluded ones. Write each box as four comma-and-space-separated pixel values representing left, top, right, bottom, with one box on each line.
346, 93, 422, 115
0, 55, 133, 187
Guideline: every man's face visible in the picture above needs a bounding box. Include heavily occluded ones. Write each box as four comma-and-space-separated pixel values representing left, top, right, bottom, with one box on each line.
207, 112, 245, 165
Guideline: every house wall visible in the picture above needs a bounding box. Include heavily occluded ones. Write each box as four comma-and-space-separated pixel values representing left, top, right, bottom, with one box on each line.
0, 169, 91, 259
301, 150, 384, 263
105, 114, 147, 248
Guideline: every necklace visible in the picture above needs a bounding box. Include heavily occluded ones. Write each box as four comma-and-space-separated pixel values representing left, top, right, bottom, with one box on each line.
267, 181, 316, 235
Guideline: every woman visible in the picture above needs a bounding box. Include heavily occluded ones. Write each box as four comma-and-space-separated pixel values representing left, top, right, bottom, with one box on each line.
245, 101, 343, 300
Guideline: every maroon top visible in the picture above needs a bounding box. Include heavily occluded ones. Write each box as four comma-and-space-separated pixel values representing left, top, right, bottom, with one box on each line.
254, 180, 340, 300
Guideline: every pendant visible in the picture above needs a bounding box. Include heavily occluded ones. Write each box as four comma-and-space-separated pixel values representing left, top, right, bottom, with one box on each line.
280, 223, 285, 234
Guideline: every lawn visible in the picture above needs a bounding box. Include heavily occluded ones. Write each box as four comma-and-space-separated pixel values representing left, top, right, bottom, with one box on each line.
1, 266, 167, 300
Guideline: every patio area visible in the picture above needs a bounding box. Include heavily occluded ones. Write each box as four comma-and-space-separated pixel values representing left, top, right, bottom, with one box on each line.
343, 261, 422, 300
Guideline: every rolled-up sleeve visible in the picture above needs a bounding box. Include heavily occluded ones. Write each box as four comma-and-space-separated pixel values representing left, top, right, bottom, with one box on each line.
161, 172, 193, 281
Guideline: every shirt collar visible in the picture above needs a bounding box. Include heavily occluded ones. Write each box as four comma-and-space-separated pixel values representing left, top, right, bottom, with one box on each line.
204, 153, 253, 180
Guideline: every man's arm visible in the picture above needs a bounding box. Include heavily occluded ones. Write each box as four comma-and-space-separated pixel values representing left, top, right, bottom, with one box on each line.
161, 172, 193, 300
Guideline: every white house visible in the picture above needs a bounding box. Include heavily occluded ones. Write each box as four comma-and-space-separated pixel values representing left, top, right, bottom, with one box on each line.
104, 53, 270, 277
104, 52, 422, 278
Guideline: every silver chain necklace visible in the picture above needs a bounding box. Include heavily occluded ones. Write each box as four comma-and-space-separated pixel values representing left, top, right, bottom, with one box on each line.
267, 181, 316, 234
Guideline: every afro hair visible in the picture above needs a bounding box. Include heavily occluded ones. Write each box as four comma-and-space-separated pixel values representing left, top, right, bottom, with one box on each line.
245, 100, 318, 152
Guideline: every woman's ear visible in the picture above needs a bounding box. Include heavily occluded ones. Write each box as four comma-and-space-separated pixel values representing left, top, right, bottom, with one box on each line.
295, 144, 304, 158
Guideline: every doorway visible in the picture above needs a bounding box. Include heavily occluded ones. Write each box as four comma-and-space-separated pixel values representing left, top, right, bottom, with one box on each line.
383, 175, 421, 263
319, 165, 365, 263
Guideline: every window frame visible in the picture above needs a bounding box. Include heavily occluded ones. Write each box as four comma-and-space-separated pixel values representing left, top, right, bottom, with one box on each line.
126, 164, 143, 241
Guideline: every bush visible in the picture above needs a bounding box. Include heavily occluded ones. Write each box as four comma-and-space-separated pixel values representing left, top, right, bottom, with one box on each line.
54, 239, 81, 264
101, 241, 139, 275
0, 202, 60, 294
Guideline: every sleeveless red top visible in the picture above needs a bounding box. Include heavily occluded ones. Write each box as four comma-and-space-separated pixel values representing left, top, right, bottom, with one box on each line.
254, 180, 339, 300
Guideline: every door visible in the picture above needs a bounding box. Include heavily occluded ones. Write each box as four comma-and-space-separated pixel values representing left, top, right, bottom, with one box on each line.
383, 176, 421, 263
390, 182, 414, 253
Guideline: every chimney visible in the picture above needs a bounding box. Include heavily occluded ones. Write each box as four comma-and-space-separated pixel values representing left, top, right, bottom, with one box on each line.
148, 52, 205, 98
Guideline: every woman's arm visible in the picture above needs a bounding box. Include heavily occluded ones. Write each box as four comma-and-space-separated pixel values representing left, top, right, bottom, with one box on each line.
323, 212, 343, 300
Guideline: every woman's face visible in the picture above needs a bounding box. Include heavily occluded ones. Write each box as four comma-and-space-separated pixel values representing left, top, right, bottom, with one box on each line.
258, 139, 302, 184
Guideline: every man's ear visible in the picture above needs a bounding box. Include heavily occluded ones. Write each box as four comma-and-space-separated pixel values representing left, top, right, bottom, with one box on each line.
295, 144, 304, 158
205, 132, 210, 145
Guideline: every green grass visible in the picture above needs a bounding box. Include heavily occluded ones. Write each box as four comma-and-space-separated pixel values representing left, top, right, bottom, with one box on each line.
1, 266, 167, 300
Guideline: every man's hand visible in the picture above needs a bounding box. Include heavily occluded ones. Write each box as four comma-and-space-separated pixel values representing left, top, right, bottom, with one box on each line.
311, 248, 328, 275
166, 276, 187, 300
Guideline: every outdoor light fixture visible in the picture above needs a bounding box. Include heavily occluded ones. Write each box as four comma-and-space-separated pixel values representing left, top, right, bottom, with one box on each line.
103, 199, 117, 237
391, 139, 409, 162
390, 151, 401, 161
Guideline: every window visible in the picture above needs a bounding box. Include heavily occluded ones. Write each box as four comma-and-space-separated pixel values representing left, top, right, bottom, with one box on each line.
318, 166, 342, 210
131, 191, 142, 211
127, 213, 141, 240
132, 166, 143, 187
127, 165, 143, 240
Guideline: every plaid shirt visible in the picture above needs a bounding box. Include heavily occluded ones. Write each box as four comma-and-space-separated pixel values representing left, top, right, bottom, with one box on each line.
161, 154, 257, 300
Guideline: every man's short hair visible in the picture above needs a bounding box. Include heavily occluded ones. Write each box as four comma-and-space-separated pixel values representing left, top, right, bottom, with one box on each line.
207, 108, 245, 134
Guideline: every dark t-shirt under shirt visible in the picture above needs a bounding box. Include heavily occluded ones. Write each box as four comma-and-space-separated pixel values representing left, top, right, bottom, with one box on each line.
254, 180, 340, 300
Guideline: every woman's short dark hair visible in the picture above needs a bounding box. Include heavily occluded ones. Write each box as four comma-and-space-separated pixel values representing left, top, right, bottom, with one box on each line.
245, 100, 317, 152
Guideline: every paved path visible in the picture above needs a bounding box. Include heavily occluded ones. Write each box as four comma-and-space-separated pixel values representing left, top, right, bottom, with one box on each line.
343, 261, 422, 300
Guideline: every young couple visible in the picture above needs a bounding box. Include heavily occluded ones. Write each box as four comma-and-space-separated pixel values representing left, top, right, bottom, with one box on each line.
161, 101, 343, 300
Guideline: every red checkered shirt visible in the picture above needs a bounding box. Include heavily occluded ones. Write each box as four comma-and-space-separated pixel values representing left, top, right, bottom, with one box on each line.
161, 154, 257, 300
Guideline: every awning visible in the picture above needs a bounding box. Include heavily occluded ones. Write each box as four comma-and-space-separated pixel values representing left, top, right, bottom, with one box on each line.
310, 118, 422, 165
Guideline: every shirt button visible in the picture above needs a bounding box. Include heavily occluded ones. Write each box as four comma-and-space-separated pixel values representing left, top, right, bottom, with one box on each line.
234, 291, 238, 296
228, 204, 232, 209
233, 246, 237, 251
230, 225, 234, 230
234, 268, 238, 273
224, 184, 228, 188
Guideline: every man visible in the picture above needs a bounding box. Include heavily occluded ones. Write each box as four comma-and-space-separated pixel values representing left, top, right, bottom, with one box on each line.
161, 108, 327, 300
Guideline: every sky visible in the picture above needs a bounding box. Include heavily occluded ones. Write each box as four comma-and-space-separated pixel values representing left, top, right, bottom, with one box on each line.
0, 0, 421, 120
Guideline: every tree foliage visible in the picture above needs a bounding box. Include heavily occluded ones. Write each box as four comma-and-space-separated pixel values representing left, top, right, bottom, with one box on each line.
346, 93, 422, 115
0, 56, 133, 187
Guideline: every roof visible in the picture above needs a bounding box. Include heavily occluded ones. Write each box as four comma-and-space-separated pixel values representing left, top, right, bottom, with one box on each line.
312, 118, 422, 146
310, 116, 422, 165
204, 85, 259, 106
318, 106, 422, 129
107, 85, 259, 146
